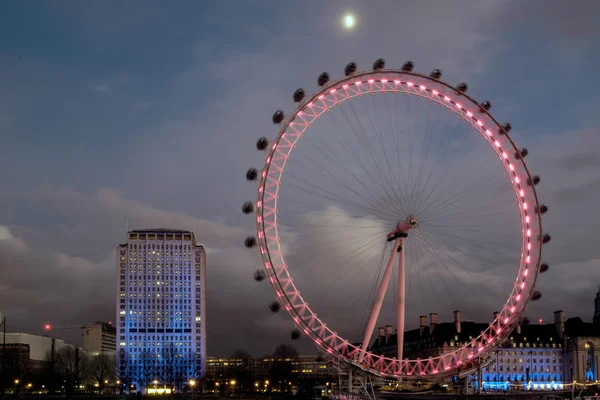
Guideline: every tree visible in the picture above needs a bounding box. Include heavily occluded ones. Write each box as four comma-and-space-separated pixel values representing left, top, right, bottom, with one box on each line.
135, 350, 157, 393
161, 344, 190, 392
116, 349, 133, 394
54, 346, 89, 397
90, 353, 114, 394
226, 349, 252, 391
228, 350, 252, 392
270, 345, 298, 392
186, 351, 204, 393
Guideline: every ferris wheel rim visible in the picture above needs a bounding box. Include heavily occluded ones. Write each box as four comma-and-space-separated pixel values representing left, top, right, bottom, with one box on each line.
254, 68, 544, 378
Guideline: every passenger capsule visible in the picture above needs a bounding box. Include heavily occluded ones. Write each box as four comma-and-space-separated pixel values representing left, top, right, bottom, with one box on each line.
244, 236, 257, 248
253, 270, 266, 281
500, 123, 512, 134
269, 302, 281, 312
318, 72, 330, 87
373, 58, 385, 70
242, 201, 254, 214
430, 69, 442, 79
256, 137, 269, 151
293, 88, 305, 103
528, 176, 541, 186
345, 62, 357, 76
291, 330, 301, 340
531, 291, 542, 301
272, 110, 285, 124
246, 168, 258, 181
542, 234, 551, 244
457, 82, 468, 93
480, 101, 491, 111
539, 263, 549, 273
537, 204, 548, 214
515, 148, 528, 159
401, 61, 414, 72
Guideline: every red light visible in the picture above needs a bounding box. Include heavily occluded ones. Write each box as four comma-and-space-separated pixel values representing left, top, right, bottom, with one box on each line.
44, 324, 52, 331
108, 321, 112, 325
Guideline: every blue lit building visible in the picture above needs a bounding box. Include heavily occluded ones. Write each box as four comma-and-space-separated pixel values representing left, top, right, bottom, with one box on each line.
116, 229, 207, 392
370, 288, 600, 392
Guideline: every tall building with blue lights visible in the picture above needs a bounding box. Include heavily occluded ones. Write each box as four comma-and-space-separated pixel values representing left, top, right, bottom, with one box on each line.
116, 229, 207, 392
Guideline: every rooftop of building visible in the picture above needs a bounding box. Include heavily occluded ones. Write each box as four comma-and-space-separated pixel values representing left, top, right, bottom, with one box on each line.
371, 314, 600, 352
130, 228, 193, 234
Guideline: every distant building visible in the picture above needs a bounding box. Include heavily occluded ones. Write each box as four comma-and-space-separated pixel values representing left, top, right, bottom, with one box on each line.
116, 229, 207, 391
204, 355, 337, 381
0, 332, 74, 375
370, 287, 600, 391
82, 321, 116, 355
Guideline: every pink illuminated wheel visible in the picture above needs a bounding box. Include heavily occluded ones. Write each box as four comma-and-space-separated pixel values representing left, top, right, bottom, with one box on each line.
242, 59, 550, 379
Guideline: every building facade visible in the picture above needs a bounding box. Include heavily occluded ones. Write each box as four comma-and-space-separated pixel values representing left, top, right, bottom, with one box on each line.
204, 355, 337, 383
370, 288, 600, 391
83, 322, 116, 355
116, 229, 207, 390
0, 333, 75, 377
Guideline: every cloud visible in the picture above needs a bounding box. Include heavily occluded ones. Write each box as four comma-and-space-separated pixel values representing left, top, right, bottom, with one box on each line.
0, 187, 314, 356
90, 84, 111, 93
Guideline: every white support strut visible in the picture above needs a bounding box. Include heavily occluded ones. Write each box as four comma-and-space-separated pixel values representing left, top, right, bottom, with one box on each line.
396, 237, 405, 369
358, 237, 401, 363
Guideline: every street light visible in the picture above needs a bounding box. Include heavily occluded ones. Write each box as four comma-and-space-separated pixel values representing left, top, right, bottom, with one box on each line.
189, 379, 196, 396
14, 379, 19, 385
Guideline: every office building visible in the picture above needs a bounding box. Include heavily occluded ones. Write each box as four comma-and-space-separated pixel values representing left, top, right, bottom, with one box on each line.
82, 321, 116, 355
116, 229, 207, 391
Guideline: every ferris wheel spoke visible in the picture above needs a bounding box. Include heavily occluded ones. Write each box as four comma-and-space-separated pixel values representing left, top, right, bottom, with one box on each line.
340, 100, 409, 216
409, 229, 502, 304
416, 152, 498, 220
411, 116, 469, 216
362, 93, 410, 214
418, 224, 517, 267
286, 157, 397, 221
284, 175, 392, 220
389, 94, 413, 210
312, 120, 409, 221
295, 125, 406, 218
290, 231, 387, 288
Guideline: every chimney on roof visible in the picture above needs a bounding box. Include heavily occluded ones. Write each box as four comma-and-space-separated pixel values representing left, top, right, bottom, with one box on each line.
385, 325, 393, 336
419, 316, 427, 336
385, 325, 393, 343
453, 310, 461, 334
429, 313, 438, 335
378, 327, 385, 338
554, 310, 565, 338
516, 323, 521, 335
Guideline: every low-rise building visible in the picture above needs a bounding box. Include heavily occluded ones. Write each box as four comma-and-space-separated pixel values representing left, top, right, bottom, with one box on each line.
369, 287, 600, 391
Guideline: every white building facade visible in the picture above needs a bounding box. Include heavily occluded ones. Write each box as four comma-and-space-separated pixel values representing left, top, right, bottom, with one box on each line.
83, 321, 116, 356
116, 229, 207, 390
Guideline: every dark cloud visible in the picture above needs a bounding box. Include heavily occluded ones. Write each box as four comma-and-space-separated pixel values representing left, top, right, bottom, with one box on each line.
558, 152, 600, 171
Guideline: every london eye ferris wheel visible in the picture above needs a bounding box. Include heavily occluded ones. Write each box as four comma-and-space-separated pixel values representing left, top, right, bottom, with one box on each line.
242, 58, 551, 379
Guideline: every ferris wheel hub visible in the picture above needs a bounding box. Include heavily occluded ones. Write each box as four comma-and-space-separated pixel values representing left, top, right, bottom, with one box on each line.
386, 217, 417, 241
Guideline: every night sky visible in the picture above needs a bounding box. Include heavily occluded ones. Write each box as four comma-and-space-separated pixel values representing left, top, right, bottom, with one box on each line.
0, 1, 599, 357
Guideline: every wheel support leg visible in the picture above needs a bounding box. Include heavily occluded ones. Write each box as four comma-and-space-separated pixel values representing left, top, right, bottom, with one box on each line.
397, 237, 405, 377
359, 237, 401, 363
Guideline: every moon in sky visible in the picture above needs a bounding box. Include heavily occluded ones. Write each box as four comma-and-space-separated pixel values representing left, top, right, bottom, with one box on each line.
343, 14, 355, 29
